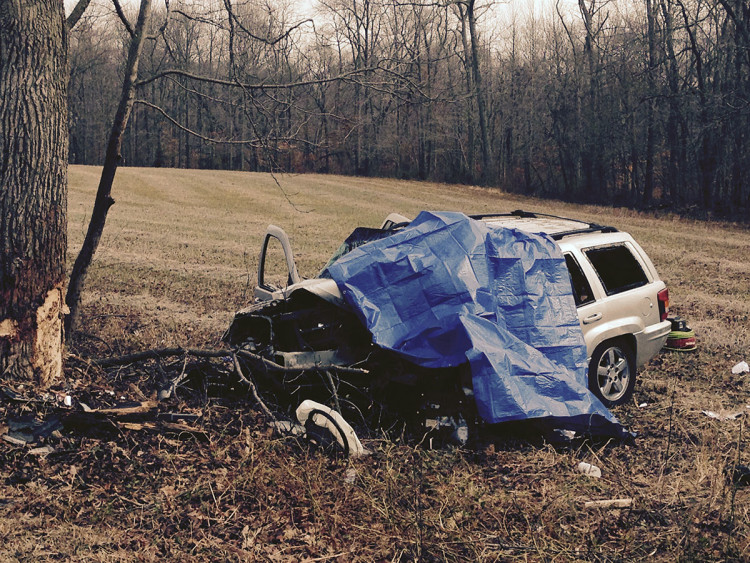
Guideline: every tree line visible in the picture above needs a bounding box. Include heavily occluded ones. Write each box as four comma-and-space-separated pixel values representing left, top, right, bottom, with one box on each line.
68, 0, 750, 215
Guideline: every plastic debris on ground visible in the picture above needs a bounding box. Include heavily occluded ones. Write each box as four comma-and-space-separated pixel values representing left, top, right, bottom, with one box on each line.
664, 316, 697, 351
326, 211, 627, 438
269, 420, 305, 436
577, 462, 602, 478
296, 400, 368, 456
343, 468, 358, 485
731, 361, 749, 374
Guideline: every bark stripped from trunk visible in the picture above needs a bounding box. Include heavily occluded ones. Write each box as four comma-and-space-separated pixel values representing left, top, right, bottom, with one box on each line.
0, 0, 68, 386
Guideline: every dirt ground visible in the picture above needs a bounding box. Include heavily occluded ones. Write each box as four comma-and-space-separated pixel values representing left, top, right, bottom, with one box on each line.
0, 166, 748, 561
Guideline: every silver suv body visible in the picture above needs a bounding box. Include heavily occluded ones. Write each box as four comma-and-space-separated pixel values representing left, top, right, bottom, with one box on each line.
477, 212, 671, 406
235, 211, 671, 407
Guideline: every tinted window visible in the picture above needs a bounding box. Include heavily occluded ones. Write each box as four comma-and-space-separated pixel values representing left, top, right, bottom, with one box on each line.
584, 244, 648, 295
564, 254, 594, 306
321, 227, 396, 275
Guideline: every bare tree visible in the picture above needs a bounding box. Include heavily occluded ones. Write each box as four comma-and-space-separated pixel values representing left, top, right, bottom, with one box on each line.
454, 0, 493, 184
66, 0, 154, 337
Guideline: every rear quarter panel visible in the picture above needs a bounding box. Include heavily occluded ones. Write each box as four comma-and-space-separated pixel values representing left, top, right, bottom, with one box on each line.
560, 234, 668, 365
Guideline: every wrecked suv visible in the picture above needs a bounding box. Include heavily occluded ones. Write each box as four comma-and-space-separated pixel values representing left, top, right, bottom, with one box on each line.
225, 210, 671, 425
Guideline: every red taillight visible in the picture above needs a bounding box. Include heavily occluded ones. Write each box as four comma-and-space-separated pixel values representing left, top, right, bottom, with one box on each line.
657, 288, 670, 321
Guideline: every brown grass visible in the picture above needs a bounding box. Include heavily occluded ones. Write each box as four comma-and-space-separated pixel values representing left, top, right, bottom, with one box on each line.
1, 165, 748, 561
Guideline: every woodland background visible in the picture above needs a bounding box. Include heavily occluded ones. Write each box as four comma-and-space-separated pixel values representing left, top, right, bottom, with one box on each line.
67, 0, 750, 216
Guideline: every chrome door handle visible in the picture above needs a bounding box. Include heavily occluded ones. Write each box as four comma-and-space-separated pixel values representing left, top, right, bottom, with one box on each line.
583, 312, 603, 324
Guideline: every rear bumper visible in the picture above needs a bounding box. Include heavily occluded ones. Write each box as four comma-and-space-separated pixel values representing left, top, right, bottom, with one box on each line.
635, 320, 672, 366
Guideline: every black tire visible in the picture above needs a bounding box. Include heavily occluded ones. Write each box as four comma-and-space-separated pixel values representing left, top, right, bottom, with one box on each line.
588, 339, 636, 407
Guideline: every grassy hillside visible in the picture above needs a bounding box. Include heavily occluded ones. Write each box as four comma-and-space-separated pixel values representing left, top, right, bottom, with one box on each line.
1, 165, 748, 561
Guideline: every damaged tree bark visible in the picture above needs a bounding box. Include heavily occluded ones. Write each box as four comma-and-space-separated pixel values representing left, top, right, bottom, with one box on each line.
0, 0, 68, 386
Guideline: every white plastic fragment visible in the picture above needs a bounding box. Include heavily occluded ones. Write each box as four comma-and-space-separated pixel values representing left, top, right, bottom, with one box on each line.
638, 402, 648, 408
731, 361, 749, 374
296, 399, 368, 457
702, 410, 743, 421
555, 429, 577, 441
577, 462, 602, 478
269, 420, 305, 436
344, 468, 357, 485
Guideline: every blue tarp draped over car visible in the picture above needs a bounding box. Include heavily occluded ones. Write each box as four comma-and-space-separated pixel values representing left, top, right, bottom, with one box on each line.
324, 211, 627, 437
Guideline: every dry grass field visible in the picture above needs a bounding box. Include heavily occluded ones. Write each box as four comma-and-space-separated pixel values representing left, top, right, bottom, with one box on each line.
1, 165, 749, 561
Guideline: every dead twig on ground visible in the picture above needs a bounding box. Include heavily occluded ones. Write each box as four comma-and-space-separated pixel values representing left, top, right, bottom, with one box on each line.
583, 498, 634, 509
94, 347, 231, 367
94, 346, 369, 375
158, 354, 190, 400
232, 353, 276, 422
323, 370, 342, 414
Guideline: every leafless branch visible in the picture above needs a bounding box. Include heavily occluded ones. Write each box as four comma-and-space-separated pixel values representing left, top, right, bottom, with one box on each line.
135, 67, 378, 90
93, 345, 369, 376
94, 347, 231, 367
223, 0, 312, 46
67, 0, 92, 30
134, 99, 267, 146
112, 0, 134, 37
232, 353, 276, 421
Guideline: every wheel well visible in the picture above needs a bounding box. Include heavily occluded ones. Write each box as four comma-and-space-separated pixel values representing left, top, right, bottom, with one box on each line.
594, 334, 636, 357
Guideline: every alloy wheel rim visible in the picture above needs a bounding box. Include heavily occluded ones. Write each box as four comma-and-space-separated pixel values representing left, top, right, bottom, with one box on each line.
597, 347, 630, 401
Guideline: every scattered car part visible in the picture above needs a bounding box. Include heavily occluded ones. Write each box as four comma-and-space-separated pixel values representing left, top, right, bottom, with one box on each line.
295, 399, 366, 456
577, 462, 602, 478
664, 316, 697, 351
3, 415, 62, 445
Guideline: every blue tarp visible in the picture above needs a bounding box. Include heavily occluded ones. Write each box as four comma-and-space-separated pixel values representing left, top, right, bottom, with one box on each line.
325, 211, 626, 437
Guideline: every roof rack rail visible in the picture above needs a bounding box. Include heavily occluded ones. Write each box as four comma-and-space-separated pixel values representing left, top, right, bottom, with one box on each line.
468, 209, 618, 240
547, 226, 619, 240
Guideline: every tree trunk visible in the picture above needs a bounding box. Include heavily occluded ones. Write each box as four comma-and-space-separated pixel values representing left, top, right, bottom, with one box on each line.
466, 0, 492, 185
65, 0, 152, 338
0, 0, 68, 386
643, 0, 658, 206
457, 4, 476, 182
661, 0, 684, 205
457, 0, 492, 184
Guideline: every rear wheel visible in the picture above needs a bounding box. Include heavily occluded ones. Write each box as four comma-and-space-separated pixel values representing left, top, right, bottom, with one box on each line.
588, 339, 636, 407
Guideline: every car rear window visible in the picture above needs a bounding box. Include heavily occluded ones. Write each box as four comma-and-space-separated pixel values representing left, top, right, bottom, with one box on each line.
584, 244, 649, 295
564, 254, 594, 306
